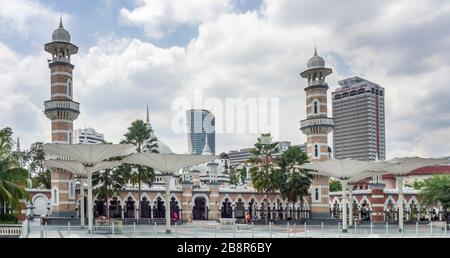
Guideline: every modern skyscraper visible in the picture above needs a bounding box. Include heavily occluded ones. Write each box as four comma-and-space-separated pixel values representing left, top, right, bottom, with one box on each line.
332, 76, 386, 161
299, 48, 334, 217
74, 128, 105, 144
43, 18, 79, 216
186, 109, 215, 155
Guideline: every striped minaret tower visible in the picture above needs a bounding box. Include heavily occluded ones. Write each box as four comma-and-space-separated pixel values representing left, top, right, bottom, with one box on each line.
44, 18, 80, 216
300, 47, 334, 218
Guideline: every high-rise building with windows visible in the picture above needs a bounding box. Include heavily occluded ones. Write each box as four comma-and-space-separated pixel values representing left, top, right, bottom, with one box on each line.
74, 128, 105, 144
186, 109, 215, 155
332, 76, 386, 161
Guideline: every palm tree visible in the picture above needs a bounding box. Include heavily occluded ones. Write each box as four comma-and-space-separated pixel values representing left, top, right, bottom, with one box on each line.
277, 146, 312, 220
0, 127, 29, 215
249, 133, 280, 223
120, 120, 158, 220
92, 158, 127, 218
418, 174, 450, 227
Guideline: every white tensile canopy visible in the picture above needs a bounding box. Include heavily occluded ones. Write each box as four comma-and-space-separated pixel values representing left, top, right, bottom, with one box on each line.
123, 152, 218, 233
43, 143, 135, 231
379, 157, 449, 232
44, 160, 122, 228
45, 160, 122, 176
300, 159, 397, 232
123, 152, 218, 174
299, 159, 396, 180
42, 143, 136, 164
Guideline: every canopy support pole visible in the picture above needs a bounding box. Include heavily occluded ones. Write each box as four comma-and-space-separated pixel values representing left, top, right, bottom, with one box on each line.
342, 180, 348, 232
80, 178, 85, 227
164, 175, 172, 233
87, 172, 93, 233
348, 184, 353, 227
397, 176, 405, 232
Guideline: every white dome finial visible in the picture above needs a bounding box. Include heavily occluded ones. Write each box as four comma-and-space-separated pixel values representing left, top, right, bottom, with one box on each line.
201, 134, 212, 155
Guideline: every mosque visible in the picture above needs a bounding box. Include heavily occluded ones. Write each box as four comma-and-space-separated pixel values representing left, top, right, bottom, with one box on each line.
24, 20, 450, 225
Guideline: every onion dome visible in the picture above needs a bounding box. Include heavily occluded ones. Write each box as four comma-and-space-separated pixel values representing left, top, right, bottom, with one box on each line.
52, 17, 71, 42
307, 47, 325, 69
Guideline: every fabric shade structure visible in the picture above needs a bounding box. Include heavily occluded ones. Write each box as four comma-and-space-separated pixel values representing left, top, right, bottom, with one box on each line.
43, 143, 136, 232
45, 160, 122, 176
300, 159, 397, 232
379, 157, 449, 232
43, 143, 136, 165
44, 160, 122, 228
123, 152, 218, 233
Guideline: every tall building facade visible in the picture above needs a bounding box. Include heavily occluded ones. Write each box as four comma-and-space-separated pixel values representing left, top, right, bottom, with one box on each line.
332, 76, 386, 160
299, 48, 334, 217
74, 128, 105, 144
186, 109, 215, 155
43, 19, 79, 216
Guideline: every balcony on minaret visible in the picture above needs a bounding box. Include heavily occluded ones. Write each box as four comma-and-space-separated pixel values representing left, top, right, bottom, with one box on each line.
300, 117, 334, 135
48, 55, 70, 65
44, 100, 80, 121
308, 79, 328, 87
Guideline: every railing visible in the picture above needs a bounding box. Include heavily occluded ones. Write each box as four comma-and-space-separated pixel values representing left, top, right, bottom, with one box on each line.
44, 100, 80, 112
308, 80, 328, 87
0, 224, 22, 237
23, 221, 449, 238
300, 117, 334, 129
48, 57, 70, 64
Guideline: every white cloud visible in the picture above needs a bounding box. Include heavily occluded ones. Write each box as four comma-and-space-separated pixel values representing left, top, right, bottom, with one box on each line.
0, 42, 50, 147
0, 0, 70, 39
1, 0, 450, 159
119, 0, 232, 37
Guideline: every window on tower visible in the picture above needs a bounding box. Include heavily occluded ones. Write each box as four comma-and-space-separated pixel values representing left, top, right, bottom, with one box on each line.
314, 145, 319, 157
315, 188, 319, 201
314, 101, 318, 114
67, 79, 72, 98
68, 130, 73, 144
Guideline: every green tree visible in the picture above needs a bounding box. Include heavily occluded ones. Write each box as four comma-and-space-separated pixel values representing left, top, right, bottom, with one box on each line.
329, 179, 342, 192
407, 180, 425, 190
418, 174, 450, 227
120, 120, 158, 219
277, 146, 312, 219
228, 166, 239, 185
27, 142, 51, 189
92, 157, 127, 217
249, 133, 280, 223
0, 127, 29, 215
0, 128, 14, 160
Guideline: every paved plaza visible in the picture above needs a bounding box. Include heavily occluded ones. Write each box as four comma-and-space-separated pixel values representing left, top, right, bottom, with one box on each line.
24, 220, 449, 238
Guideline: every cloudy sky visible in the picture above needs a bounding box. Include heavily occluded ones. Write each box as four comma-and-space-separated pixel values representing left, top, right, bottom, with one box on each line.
0, 0, 449, 158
